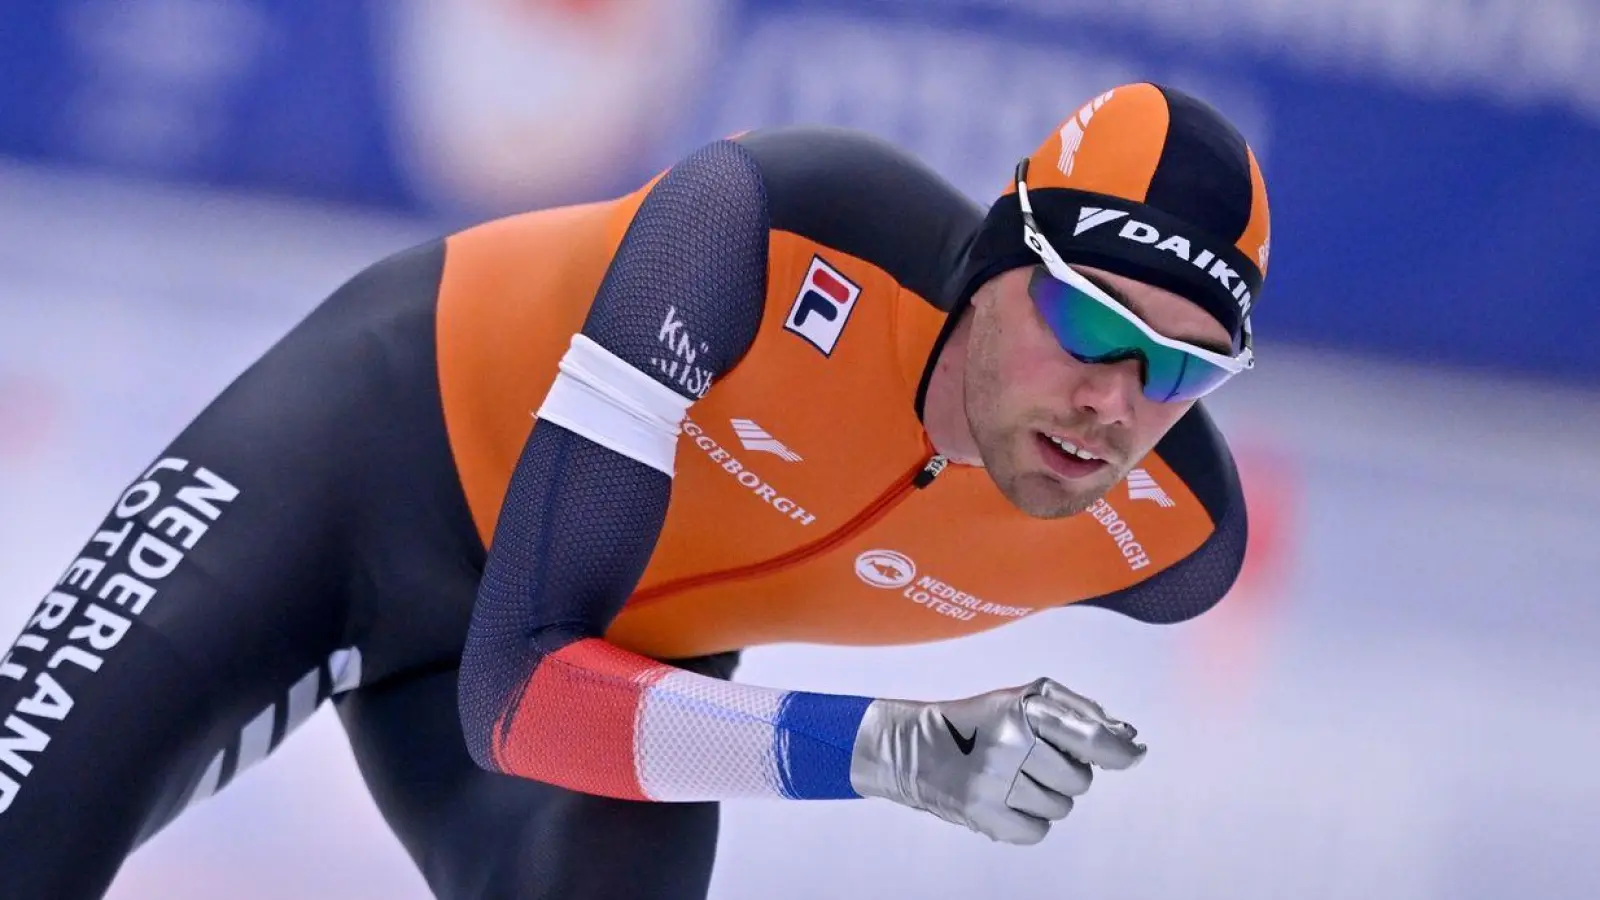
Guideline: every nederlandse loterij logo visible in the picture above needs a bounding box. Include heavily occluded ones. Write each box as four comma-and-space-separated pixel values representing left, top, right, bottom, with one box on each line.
854, 549, 916, 589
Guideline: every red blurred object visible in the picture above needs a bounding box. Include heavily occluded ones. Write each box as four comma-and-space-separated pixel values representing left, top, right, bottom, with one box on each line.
512, 0, 625, 26
1179, 436, 1301, 709
0, 372, 59, 462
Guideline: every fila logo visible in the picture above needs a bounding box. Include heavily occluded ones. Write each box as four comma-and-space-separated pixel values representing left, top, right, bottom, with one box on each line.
1055, 89, 1115, 177
1074, 207, 1252, 313
1126, 468, 1175, 508
785, 256, 861, 357
730, 418, 802, 463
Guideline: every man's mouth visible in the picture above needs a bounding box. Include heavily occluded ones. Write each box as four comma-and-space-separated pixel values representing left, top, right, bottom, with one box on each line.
1035, 431, 1111, 480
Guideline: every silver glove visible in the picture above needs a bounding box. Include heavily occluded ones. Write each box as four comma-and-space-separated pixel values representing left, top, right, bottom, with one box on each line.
849, 677, 1146, 845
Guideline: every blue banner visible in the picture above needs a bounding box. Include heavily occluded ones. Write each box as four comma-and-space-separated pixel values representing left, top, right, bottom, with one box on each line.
2, 0, 1596, 384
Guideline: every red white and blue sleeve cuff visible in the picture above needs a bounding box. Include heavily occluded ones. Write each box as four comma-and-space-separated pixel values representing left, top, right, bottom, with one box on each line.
488, 639, 872, 802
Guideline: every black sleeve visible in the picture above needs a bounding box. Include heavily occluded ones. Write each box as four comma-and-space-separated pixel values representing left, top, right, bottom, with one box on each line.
1078, 403, 1249, 624
455, 139, 770, 773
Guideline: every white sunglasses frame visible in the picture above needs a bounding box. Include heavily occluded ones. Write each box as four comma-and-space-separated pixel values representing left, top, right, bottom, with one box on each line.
1015, 168, 1255, 377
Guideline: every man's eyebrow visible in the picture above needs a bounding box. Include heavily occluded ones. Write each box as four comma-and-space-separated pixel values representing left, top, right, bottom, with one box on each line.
1074, 267, 1234, 356
1075, 267, 1139, 315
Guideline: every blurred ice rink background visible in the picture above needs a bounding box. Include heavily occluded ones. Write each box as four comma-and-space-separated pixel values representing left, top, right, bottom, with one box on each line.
2, 1, 1597, 898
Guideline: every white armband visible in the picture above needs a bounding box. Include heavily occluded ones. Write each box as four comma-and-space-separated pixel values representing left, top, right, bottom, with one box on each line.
535, 334, 694, 476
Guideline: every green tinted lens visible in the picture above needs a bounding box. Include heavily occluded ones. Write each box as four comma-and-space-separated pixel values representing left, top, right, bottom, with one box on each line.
1028, 268, 1235, 402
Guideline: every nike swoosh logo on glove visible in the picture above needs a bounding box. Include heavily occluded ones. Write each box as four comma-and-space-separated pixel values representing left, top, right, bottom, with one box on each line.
941, 715, 977, 755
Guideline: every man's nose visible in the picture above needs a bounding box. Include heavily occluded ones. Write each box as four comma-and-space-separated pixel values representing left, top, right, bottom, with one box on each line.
1068, 357, 1142, 427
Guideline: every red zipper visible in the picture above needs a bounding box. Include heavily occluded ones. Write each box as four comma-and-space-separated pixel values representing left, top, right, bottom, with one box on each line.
627, 450, 949, 608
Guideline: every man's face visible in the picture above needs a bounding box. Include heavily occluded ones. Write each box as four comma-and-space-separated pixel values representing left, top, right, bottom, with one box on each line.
963, 264, 1235, 518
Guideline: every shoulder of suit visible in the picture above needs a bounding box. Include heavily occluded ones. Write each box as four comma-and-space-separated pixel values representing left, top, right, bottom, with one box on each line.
1150, 401, 1242, 526
732, 126, 984, 311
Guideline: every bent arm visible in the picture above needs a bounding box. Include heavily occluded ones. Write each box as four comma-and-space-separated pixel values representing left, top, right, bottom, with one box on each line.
457, 138, 873, 803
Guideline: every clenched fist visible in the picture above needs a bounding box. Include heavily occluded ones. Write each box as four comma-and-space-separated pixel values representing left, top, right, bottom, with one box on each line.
849, 678, 1146, 844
